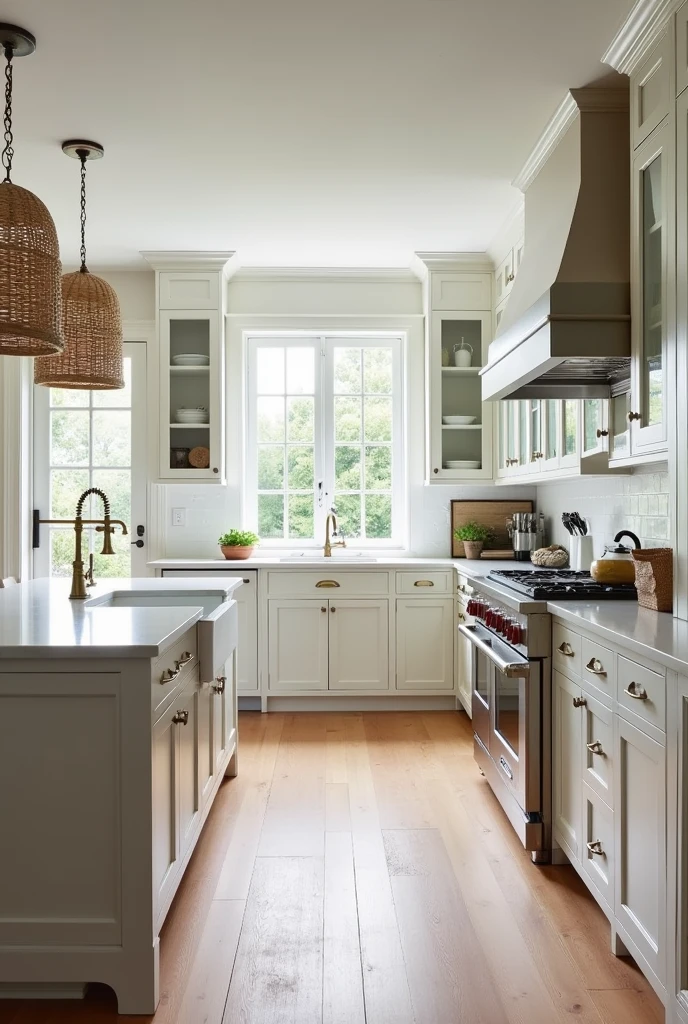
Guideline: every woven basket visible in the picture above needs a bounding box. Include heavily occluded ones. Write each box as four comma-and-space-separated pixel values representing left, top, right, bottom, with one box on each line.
34, 270, 123, 389
0, 182, 63, 355
632, 548, 673, 612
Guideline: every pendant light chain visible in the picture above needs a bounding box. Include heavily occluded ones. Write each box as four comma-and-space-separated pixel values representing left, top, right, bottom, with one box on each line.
2, 44, 14, 182
79, 152, 88, 272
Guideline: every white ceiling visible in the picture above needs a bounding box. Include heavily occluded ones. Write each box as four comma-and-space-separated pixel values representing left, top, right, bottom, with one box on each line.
4, 0, 634, 270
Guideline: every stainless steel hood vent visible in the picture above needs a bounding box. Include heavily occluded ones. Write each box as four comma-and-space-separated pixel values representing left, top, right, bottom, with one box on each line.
481, 86, 630, 401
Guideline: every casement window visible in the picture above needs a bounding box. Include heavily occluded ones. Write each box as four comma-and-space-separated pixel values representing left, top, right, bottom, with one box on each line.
245, 334, 405, 547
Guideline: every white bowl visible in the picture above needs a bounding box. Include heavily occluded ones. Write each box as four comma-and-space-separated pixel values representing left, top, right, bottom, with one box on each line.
172, 353, 210, 366
444, 460, 481, 469
443, 415, 477, 425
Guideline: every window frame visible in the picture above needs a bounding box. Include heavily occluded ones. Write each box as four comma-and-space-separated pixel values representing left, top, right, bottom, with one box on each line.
245, 331, 405, 549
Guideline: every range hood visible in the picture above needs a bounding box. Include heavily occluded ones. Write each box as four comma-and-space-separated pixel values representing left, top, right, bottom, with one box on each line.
481, 86, 631, 401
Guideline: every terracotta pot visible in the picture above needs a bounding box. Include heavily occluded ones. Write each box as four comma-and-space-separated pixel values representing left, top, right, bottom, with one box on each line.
463, 541, 484, 560
220, 545, 254, 561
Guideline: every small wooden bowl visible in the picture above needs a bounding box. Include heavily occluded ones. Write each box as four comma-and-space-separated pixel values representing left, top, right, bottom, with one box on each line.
189, 446, 210, 469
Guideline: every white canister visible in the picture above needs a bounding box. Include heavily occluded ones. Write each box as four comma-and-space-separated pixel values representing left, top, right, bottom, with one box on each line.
453, 340, 473, 367
570, 535, 594, 572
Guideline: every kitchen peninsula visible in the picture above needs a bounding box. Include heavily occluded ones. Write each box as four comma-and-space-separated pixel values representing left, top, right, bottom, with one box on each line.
0, 576, 243, 1014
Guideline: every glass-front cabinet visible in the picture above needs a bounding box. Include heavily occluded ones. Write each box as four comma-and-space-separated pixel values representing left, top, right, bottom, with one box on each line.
428, 310, 493, 481
630, 121, 669, 455
581, 398, 608, 458
159, 309, 224, 480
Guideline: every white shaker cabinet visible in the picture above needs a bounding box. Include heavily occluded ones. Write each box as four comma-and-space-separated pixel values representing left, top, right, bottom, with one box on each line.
268, 599, 329, 691
615, 713, 666, 987
552, 669, 584, 862
329, 599, 389, 690
396, 597, 454, 690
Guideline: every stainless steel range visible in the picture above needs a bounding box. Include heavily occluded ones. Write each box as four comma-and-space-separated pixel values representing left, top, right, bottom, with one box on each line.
486, 568, 638, 601
459, 573, 552, 860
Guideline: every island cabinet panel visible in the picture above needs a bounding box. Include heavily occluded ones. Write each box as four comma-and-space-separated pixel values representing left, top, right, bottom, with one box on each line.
152, 697, 180, 922
0, 673, 122, 947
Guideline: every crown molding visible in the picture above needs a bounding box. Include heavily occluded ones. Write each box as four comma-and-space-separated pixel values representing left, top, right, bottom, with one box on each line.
122, 319, 155, 342
140, 251, 236, 273
602, 0, 679, 74
411, 252, 493, 279
512, 92, 578, 193
229, 266, 419, 285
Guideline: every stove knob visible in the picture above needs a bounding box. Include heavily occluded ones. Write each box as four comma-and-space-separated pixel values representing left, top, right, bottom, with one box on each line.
511, 623, 523, 645
485, 607, 495, 627
466, 599, 477, 616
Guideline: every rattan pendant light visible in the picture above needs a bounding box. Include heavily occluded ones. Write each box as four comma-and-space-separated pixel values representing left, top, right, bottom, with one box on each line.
0, 24, 62, 356
35, 141, 123, 389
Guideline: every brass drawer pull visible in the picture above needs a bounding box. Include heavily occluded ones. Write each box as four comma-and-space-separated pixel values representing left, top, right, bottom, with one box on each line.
586, 840, 604, 856
211, 676, 226, 695
172, 710, 189, 726
176, 651, 193, 668
316, 580, 340, 588
558, 642, 575, 657
457, 612, 465, 622
586, 740, 605, 755
585, 657, 606, 676
624, 682, 648, 701
414, 580, 434, 587
160, 666, 180, 685
572, 696, 587, 708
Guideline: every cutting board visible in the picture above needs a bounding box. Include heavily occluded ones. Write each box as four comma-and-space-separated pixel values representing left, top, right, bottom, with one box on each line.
451, 499, 534, 558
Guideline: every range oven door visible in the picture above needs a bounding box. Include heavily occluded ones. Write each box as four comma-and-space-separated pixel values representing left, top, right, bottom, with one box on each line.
460, 622, 541, 815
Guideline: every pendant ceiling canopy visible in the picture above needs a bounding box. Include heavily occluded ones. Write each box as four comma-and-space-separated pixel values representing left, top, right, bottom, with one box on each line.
34, 140, 123, 390
0, 24, 62, 357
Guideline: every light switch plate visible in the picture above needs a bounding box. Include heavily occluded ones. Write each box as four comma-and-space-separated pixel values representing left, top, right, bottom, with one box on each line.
171, 507, 186, 527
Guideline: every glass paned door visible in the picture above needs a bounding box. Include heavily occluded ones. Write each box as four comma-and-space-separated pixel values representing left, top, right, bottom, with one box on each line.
642, 154, 663, 429
33, 343, 147, 578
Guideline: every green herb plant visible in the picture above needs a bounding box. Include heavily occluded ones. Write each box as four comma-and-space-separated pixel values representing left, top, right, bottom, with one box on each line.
453, 521, 494, 543
218, 530, 260, 547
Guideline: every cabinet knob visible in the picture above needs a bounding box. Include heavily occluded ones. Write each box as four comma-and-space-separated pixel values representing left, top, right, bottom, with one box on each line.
243, 578, 250, 584
213, 467, 219, 474
586, 740, 605, 756
628, 411, 642, 422
321, 606, 327, 612
586, 840, 604, 856
433, 468, 439, 475
331, 606, 336, 613
172, 709, 189, 725
211, 676, 226, 695
596, 429, 609, 438
572, 696, 587, 708
506, 273, 515, 282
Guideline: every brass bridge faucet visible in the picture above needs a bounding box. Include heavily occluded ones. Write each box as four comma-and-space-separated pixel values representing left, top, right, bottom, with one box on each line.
324, 508, 346, 558
37, 488, 128, 599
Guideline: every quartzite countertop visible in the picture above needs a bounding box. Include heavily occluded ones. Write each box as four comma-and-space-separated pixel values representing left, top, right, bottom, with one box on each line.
149, 556, 461, 570
0, 576, 244, 659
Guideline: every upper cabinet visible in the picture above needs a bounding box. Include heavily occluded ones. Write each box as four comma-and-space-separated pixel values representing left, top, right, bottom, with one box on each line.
143, 254, 233, 484
631, 31, 671, 149
628, 120, 670, 457
418, 256, 494, 483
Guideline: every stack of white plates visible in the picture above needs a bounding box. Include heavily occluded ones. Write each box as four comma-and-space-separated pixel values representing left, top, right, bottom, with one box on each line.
444, 460, 481, 469
175, 407, 209, 424
442, 415, 477, 425
172, 353, 210, 367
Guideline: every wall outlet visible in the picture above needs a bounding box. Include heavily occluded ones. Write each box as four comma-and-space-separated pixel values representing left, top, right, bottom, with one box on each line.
171, 507, 186, 527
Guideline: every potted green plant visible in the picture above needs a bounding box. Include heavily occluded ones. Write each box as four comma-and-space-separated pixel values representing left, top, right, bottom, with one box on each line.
453, 521, 494, 560
218, 529, 260, 561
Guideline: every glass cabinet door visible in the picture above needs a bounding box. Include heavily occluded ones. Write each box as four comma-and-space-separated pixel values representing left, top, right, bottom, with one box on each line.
528, 400, 542, 471
610, 392, 631, 460
631, 124, 668, 452
582, 399, 606, 456
560, 400, 579, 468
541, 399, 559, 472
518, 401, 528, 469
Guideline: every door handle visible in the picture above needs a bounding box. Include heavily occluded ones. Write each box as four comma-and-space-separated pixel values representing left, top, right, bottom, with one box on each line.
586, 840, 604, 856
172, 710, 189, 726
558, 642, 575, 657
131, 539, 144, 548
176, 651, 193, 668
457, 623, 530, 678
572, 696, 587, 708
211, 676, 226, 695
586, 740, 605, 755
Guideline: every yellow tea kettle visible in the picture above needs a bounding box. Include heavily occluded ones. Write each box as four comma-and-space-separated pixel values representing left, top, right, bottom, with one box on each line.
590, 530, 641, 585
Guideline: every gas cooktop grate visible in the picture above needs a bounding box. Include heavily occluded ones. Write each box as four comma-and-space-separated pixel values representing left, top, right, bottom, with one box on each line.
486, 569, 638, 600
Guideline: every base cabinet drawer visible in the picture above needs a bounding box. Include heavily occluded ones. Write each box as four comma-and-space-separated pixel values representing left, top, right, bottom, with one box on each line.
553, 623, 582, 680
581, 637, 615, 703
617, 656, 666, 733
615, 715, 666, 985
396, 571, 453, 595
582, 691, 614, 807
266, 571, 389, 597
582, 783, 614, 908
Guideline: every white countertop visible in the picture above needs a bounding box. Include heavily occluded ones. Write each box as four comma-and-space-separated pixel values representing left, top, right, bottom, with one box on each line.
149, 556, 459, 570
0, 577, 244, 659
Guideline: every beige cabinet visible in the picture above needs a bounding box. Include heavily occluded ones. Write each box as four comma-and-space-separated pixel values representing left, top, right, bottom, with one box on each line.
268, 598, 388, 692
235, 571, 258, 693
615, 713, 666, 986
631, 31, 671, 149
456, 595, 472, 715
552, 669, 584, 861
396, 597, 454, 690
428, 309, 494, 481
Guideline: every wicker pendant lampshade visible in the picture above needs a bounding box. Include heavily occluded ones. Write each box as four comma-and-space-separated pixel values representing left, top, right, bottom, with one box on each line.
35, 140, 123, 389
0, 25, 62, 357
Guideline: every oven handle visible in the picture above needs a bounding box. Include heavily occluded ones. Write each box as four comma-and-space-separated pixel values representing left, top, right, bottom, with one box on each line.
458, 623, 531, 678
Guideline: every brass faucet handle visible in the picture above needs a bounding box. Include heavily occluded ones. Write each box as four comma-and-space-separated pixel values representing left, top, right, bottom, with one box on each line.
84, 553, 96, 588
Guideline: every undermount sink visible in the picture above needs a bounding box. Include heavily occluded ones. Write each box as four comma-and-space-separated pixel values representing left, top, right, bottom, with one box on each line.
84, 590, 224, 616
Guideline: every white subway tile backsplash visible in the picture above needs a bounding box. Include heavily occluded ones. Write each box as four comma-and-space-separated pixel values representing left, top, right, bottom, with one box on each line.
536, 465, 670, 557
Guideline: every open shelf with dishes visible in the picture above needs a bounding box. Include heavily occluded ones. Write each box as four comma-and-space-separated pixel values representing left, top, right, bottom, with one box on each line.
427, 308, 493, 481
159, 309, 224, 481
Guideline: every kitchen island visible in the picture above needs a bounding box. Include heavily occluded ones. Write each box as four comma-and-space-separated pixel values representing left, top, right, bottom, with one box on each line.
0, 576, 243, 1014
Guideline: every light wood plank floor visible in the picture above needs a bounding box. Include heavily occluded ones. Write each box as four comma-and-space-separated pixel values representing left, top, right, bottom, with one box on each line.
0, 712, 664, 1024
